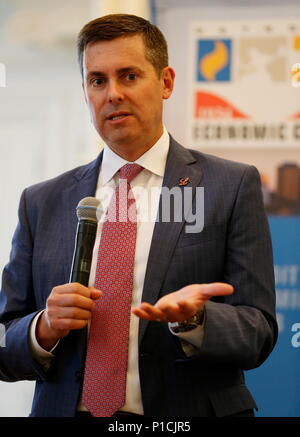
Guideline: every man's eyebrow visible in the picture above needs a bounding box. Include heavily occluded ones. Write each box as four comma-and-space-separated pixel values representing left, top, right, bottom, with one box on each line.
87, 66, 143, 78
117, 66, 143, 74
87, 71, 106, 78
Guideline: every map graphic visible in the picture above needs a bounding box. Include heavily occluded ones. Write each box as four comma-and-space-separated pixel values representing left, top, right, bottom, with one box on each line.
238, 36, 287, 82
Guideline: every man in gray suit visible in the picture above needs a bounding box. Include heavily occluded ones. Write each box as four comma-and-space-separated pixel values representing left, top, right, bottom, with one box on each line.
0, 14, 277, 417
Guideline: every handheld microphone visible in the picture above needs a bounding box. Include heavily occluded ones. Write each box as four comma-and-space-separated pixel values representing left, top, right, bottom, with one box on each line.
69, 197, 101, 286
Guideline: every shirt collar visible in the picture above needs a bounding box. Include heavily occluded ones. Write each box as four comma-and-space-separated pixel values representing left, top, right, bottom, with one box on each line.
101, 127, 170, 185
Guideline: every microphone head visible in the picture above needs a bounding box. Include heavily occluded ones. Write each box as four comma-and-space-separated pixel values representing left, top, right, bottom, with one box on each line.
76, 197, 100, 222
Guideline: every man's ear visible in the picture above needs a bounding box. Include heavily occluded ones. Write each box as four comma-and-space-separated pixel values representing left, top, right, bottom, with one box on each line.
161, 67, 175, 100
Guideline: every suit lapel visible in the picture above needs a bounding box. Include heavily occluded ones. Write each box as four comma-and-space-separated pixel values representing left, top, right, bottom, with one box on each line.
139, 138, 203, 344
61, 152, 103, 283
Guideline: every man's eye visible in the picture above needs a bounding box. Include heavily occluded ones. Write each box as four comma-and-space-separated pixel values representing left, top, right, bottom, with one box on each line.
126, 73, 137, 81
91, 78, 105, 86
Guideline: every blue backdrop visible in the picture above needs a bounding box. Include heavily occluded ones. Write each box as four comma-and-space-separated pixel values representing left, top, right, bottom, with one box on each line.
246, 217, 300, 417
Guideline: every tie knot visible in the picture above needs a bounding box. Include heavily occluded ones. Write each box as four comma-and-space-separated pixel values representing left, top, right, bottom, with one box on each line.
119, 163, 143, 183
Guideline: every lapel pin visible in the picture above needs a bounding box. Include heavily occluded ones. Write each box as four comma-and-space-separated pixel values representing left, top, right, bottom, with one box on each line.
179, 177, 190, 186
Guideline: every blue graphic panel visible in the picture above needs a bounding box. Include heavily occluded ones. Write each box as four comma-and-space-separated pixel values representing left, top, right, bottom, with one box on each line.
196, 39, 232, 82
246, 217, 300, 417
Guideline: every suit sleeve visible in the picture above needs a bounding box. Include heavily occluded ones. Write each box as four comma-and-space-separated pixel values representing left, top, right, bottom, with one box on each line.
0, 189, 49, 382
198, 165, 278, 370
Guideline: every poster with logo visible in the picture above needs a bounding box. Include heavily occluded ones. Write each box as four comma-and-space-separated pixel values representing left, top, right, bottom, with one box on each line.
188, 20, 300, 149
188, 19, 300, 417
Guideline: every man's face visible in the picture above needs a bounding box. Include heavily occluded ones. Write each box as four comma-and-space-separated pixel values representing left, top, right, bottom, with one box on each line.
82, 35, 174, 158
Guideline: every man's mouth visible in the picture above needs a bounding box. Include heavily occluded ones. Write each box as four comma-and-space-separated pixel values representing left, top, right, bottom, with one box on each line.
107, 112, 131, 121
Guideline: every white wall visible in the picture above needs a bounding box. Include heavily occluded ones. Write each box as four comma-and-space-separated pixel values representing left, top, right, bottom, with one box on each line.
0, 0, 99, 417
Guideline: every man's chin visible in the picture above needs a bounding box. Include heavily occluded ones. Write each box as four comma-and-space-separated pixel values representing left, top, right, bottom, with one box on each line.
103, 138, 139, 154
101, 130, 138, 148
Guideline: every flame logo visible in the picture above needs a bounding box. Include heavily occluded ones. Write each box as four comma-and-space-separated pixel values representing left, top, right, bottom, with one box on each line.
199, 41, 229, 81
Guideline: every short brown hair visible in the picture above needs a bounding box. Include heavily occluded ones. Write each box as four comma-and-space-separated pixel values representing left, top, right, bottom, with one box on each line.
77, 14, 169, 78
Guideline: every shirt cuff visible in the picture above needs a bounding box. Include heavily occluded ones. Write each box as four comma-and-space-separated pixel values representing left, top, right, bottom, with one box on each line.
169, 324, 205, 348
29, 310, 59, 363
168, 310, 206, 356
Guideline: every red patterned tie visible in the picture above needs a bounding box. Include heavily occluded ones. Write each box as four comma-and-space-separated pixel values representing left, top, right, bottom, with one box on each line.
82, 163, 143, 417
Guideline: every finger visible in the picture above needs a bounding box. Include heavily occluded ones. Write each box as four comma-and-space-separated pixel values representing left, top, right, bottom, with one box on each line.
50, 318, 88, 332
156, 305, 184, 322
48, 293, 96, 311
132, 304, 166, 321
199, 282, 234, 297
140, 303, 167, 320
56, 307, 92, 321
54, 283, 100, 299
132, 307, 156, 321
90, 287, 102, 300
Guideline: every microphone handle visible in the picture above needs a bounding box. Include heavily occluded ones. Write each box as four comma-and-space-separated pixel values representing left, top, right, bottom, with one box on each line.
69, 220, 97, 286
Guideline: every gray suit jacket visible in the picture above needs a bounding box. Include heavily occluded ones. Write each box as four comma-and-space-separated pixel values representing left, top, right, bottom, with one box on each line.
0, 136, 277, 416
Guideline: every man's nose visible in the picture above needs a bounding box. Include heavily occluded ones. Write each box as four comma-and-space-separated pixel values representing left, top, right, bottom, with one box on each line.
107, 80, 124, 104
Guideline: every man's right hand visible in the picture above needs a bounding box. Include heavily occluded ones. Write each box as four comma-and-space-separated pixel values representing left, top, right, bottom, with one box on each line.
36, 283, 102, 351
